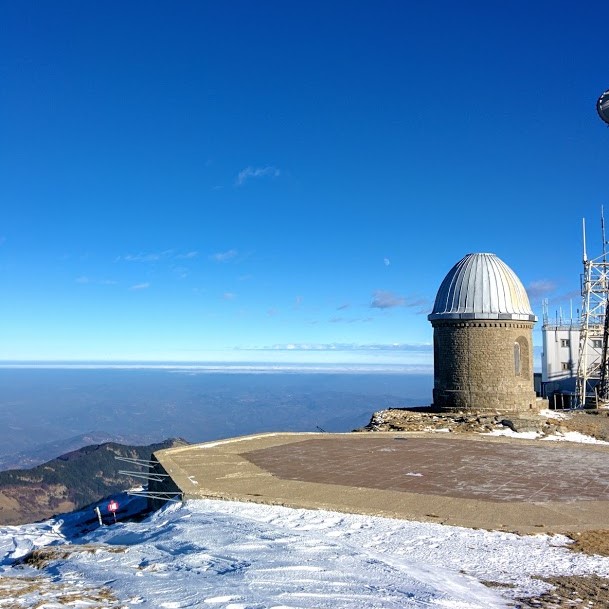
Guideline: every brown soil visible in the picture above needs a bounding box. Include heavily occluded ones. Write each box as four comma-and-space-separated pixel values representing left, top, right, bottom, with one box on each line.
560, 411, 609, 442
566, 530, 609, 558
515, 575, 609, 608
0, 574, 120, 608
17, 543, 126, 569
482, 530, 609, 609
508, 536, 609, 608
547, 533, 609, 608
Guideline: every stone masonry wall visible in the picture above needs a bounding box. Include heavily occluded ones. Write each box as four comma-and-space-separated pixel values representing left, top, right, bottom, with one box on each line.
431, 320, 537, 412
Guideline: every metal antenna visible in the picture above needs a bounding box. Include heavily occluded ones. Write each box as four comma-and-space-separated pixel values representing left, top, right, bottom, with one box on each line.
602, 205, 607, 263
583, 217, 587, 262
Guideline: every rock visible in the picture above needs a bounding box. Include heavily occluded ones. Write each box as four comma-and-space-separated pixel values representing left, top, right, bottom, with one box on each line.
500, 417, 543, 433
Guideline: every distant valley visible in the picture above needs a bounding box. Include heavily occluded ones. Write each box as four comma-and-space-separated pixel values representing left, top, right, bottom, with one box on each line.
0, 368, 432, 468
0, 431, 154, 471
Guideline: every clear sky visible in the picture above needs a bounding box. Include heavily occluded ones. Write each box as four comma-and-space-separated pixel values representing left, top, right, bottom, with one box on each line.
1, 1, 608, 363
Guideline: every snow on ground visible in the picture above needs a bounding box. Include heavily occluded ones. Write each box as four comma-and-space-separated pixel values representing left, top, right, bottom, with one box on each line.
542, 430, 609, 444
483, 429, 541, 440
2, 499, 609, 608
484, 425, 609, 444
539, 409, 571, 420
485, 427, 609, 444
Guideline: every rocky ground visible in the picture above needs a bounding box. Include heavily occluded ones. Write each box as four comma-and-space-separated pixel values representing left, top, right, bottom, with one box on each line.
357, 406, 609, 440
359, 406, 609, 608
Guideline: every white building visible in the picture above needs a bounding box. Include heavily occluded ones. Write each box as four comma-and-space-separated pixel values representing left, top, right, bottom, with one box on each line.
541, 317, 604, 407
540, 214, 609, 407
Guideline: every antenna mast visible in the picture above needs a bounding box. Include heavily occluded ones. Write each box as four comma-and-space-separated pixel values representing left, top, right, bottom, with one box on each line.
575, 92, 609, 406
602, 205, 607, 263
583, 218, 587, 262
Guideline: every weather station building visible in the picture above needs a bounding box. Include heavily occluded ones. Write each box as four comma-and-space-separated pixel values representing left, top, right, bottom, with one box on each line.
539, 310, 582, 404
539, 218, 609, 408
428, 252, 539, 413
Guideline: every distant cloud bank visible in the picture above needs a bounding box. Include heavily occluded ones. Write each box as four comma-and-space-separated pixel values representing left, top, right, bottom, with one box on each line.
240, 342, 432, 353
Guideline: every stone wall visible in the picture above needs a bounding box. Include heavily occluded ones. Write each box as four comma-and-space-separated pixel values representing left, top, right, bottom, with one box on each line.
431, 319, 537, 412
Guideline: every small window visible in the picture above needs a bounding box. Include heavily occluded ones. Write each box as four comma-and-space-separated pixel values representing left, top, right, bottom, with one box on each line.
560, 339, 570, 348
561, 361, 572, 371
514, 343, 521, 376
593, 339, 603, 349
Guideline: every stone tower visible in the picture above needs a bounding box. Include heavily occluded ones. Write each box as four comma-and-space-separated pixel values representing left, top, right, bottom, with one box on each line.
428, 253, 537, 413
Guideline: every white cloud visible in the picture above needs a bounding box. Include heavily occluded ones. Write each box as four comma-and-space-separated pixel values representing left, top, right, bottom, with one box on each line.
527, 279, 557, 299
211, 249, 238, 263
75, 276, 117, 285
370, 291, 431, 313
223, 292, 236, 300
118, 250, 197, 263
370, 290, 405, 309
130, 282, 150, 290
122, 251, 168, 262
547, 289, 580, 304
330, 316, 373, 324
173, 266, 189, 279
236, 166, 280, 186
177, 251, 198, 259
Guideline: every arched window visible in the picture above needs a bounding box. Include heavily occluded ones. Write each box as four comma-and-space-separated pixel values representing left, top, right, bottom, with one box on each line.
433, 334, 440, 388
514, 342, 521, 376
514, 336, 530, 379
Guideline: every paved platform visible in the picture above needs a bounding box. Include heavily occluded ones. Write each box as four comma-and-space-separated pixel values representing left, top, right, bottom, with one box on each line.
152, 432, 609, 533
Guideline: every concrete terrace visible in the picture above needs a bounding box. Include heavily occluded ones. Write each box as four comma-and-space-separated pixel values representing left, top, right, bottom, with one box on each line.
151, 432, 609, 534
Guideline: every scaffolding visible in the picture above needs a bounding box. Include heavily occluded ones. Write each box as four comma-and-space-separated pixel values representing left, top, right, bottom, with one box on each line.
575, 215, 609, 406
114, 455, 183, 503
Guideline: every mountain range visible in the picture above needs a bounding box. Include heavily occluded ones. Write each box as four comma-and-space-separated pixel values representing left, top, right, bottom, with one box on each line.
0, 438, 187, 525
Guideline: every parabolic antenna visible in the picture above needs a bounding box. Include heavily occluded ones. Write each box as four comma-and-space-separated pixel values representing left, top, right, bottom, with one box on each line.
598, 89, 609, 125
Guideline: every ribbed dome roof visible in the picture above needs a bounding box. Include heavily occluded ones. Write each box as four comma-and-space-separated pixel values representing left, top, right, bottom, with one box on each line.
428, 253, 536, 322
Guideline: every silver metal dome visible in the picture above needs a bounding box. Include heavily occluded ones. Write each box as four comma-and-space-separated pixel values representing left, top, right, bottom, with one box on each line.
428, 253, 536, 322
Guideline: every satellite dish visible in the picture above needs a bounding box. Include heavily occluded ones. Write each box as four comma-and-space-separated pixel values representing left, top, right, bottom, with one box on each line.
598, 89, 609, 126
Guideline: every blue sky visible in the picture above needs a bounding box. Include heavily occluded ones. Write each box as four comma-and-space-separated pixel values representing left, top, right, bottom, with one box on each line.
1, 1, 608, 363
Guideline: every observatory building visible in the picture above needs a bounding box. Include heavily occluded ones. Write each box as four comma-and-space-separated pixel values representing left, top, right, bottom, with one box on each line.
428, 253, 538, 412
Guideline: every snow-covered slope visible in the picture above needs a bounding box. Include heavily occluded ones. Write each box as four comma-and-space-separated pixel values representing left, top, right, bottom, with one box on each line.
2, 497, 609, 608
